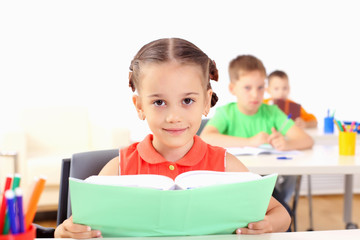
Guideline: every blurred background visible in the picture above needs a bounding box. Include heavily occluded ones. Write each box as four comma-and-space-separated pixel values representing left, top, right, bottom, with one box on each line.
1, 0, 359, 141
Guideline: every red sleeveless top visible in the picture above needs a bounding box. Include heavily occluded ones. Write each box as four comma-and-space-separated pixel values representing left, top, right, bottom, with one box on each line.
119, 134, 226, 180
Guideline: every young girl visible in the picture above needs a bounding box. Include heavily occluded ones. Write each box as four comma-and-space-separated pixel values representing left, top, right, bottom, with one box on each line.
54, 38, 291, 238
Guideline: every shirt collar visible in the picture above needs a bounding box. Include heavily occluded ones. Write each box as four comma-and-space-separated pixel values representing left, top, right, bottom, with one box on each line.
137, 134, 207, 166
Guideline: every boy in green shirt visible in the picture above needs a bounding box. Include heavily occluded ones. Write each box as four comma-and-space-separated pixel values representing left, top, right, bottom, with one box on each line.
200, 55, 314, 216
201, 55, 313, 150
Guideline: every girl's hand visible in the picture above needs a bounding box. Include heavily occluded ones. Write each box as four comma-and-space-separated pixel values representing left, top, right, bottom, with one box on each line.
235, 216, 273, 235
250, 132, 270, 147
54, 216, 101, 239
268, 128, 287, 150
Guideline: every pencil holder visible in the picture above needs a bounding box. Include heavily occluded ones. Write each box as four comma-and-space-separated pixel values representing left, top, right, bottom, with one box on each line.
339, 131, 356, 156
324, 117, 334, 134
0, 225, 35, 240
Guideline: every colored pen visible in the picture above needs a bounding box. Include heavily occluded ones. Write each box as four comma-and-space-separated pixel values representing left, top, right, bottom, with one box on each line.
12, 174, 21, 190
277, 156, 292, 160
337, 120, 344, 132
333, 119, 341, 132
341, 122, 347, 132
331, 110, 336, 118
0, 175, 12, 234
349, 121, 356, 132
327, 109, 330, 117
279, 114, 292, 132
354, 122, 359, 132
15, 188, 25, 233
25, 176, 46, 230
5, 190, 18, 234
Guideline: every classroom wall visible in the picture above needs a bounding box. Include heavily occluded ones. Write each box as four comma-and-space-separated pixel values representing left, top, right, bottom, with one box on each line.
1, 0, 359, 141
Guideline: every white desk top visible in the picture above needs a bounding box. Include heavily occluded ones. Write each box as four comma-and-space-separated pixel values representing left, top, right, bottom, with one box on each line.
46, 229, 360, 240
238, 144, 360, 175
306, 128, 360, 145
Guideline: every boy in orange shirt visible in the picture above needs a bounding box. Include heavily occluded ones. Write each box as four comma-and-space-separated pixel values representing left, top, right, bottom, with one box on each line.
264, 70, 317, 128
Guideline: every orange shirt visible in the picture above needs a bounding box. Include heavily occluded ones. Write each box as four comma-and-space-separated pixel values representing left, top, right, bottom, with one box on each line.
119, 134, 226, 180
263, 98, 317, 122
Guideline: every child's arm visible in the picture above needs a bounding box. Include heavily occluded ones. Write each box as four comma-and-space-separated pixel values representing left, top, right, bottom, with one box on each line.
201, 125, 270, 148
54, 157, 119, 238
268, 125, 314, 151
236, 197, 291, 234
98, 157, 119, 175
225, 153, 291, 233
295, 117, 318, 128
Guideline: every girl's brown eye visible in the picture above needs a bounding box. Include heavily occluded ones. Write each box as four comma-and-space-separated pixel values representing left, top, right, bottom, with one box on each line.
183, 98, 194, 105
154, 100, 165, 106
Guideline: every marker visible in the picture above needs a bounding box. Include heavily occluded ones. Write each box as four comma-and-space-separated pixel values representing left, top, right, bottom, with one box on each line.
279, 114, 292, 132
15, 188, 25, 233
25, 176, 46, 230
337, 120, 344, 132
354, 122, 359, 133
12, 174, 21, 190
327, 109, 330, 117
331, 110, 336, 117
0, 175, 12, 234
333, 119, 341, 132
349, 121, 356, 132
277, 156, 293, 160
5, 190, 18, 234
341, 122, 347, 132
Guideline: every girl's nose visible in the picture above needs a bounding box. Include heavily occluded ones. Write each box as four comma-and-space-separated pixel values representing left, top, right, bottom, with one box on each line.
166, 109, 181, 123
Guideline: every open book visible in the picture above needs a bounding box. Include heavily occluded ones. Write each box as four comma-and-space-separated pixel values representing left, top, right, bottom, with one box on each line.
226, 144, 300, 156
84, 170, 265, 190
69, 171, 278, 237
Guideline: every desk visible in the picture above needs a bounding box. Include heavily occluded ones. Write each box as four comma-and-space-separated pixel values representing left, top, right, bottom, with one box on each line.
238, 144, 360, 229
47, 229, 360, 240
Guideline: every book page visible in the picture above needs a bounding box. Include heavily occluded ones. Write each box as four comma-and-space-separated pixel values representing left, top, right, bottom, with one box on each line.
83, 175, 176, 190
226, 146, 300, 156
174, 170, 264, 190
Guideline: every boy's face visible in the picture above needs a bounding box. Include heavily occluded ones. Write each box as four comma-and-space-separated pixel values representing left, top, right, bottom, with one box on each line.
133, 61, 212, 154
229, 70, 266, 115
267, 76, 290, 100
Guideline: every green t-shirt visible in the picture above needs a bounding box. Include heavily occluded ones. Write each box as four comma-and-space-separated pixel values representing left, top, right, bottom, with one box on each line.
207, 103, 294, 137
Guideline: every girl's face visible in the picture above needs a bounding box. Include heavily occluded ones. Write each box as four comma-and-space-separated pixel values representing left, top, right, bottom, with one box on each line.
133, 61, 212, 155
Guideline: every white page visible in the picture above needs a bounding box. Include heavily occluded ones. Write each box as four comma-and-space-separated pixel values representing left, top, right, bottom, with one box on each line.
226, 146, 300, 156
174, 170, 263, 190
84, 175, 175, 190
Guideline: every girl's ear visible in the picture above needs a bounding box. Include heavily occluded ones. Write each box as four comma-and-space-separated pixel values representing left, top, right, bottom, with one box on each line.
203, 89, 213, 116
132, 95, 146, 120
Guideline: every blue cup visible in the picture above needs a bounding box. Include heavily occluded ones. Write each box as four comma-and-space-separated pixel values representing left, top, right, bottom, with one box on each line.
324, 117, 334, 134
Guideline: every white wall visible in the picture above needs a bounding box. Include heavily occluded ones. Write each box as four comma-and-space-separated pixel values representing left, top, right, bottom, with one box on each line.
1, 0, 359, 142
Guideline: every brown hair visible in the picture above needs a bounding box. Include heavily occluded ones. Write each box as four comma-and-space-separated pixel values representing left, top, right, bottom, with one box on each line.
267, 70, 289, 84
128, 38, 219, 107
228, 55, 266, 82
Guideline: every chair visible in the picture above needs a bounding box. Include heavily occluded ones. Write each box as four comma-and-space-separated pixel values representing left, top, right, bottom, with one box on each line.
57, 149, 119, 225
196, 118, 209, 136
35, 149, 118, 238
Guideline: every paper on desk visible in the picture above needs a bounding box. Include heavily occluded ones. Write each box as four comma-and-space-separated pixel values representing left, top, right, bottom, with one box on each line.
69, 174, 277, 237
226, 146, 300, 156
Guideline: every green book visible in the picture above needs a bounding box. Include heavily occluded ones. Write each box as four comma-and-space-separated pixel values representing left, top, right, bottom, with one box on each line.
69, 171, 277, 237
